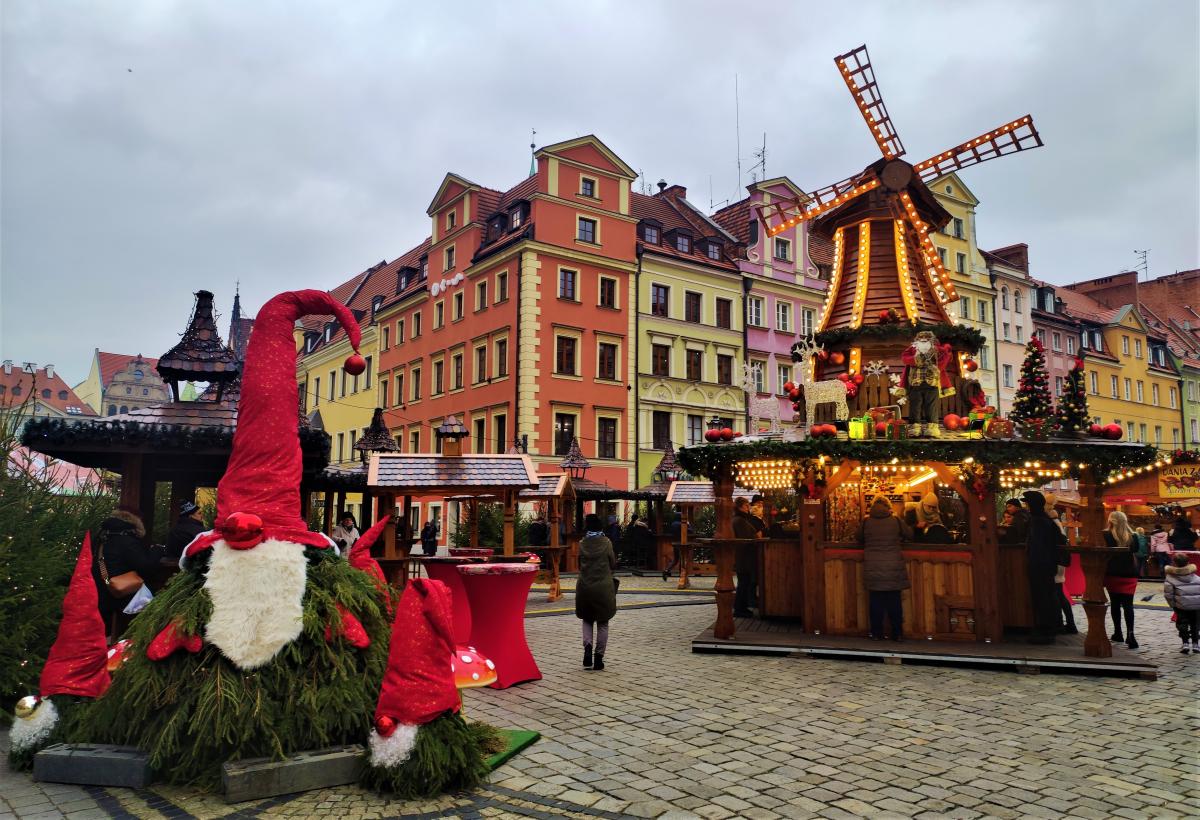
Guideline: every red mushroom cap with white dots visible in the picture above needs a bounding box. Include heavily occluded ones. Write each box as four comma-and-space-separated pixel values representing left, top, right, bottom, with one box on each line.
451, 646, 497, 689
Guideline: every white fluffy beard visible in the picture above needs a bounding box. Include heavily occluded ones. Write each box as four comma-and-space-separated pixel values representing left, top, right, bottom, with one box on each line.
368, 724, 419, 769
203, 539, 308, 670
10, 699, 59, 753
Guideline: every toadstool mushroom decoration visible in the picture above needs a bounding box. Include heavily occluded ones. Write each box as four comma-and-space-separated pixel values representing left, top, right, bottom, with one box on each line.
452, 645, 498, 712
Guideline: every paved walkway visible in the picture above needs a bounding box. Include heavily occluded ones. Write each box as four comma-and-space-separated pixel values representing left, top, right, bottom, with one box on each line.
3, 579, 1196, 819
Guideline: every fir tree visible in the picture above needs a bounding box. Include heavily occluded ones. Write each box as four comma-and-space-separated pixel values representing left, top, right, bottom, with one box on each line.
1054, 356, 1091, 435
1010, 337, 1053, 424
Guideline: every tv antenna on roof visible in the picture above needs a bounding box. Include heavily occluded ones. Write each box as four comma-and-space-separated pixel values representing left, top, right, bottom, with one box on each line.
1134, 249, 1150, 282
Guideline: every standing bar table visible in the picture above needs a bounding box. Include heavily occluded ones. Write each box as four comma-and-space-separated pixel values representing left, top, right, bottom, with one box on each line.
420, 557, 474, 646
457, 563, 541, 688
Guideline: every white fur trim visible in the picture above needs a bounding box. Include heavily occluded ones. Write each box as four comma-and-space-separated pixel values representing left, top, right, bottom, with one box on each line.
368, 724, 419, 768
320, 532, 340, 556
10, 699, 58, 753
177, 530, 215, 571
203, 539, 307, 670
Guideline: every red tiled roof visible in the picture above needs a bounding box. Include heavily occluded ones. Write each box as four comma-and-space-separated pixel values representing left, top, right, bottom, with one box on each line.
1056, 288, 1120, 325
711, 198, 753, 244
631, 192, 738, 271
809, 234, 835, 267
97, 352, 159, 388
0, 365, 97, 416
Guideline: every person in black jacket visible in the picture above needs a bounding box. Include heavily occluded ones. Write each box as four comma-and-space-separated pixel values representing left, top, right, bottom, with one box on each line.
91, 510, 164, 634
1169, 515, 1197, 553
733, 498, 762, 617
1022, 491, 1066, 644
164, 501, 206, 560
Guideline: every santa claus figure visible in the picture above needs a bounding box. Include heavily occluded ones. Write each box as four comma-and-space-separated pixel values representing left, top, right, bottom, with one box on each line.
69, 291, 394, 787
900, 330, 953, 437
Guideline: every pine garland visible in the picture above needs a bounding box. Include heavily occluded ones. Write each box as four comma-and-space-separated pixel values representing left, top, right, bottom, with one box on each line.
814, 322, 986, 354
69, 549, 391, 788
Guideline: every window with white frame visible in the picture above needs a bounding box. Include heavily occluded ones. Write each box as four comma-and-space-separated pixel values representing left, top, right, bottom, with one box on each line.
1191, 418, 1197, 443
1089, 371, 1098, 394
776, 363, 791, 395
1052, 332, 1062, 351
980, 345, 990, 369
773, 237, 791, 261
750, 362, 766, 393
1137, 381, 1144, 402
1121, 336, 1130, 355
800, 308, 815, 336
1001, 287, 1009, 309
687, 414, 704, 446
747, 297, 763, 327
1124, 378, 1131, 400
1135, 339, 1143, 358
1014, 290, 1022, 313
1127, 421, 1135, 440
1173, 428, 1180, 447
776, 301, 791, 332
1055, 376, 1063, 396
956, 252, 966, 274
1016, 326, 1024, 342
1003, 364, 1013, 388
960, 297, 971, 319
1110, 375, 1118, 398
978, 301, 987, 322
1003, 323, 1010, 341
1190, 381, 1197, 402
1152, 382, 1160, 405
1067, 336, 1076, 354
1170, 387, 1178, 408
1140, 423, 1147, 443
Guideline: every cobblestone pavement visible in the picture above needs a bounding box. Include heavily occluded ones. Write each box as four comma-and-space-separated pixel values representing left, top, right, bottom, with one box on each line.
3, 580, 1196, 819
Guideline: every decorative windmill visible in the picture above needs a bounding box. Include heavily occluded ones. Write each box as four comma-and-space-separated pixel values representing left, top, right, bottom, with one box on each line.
758, 45, 1042, 333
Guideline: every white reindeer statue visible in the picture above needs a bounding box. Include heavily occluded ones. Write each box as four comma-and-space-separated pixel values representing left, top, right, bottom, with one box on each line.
790, 336, 850, 430
741, 361, 781, 434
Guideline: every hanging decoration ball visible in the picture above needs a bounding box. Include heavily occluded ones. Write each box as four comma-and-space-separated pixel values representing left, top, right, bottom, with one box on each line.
878, 309, 892, 322
1104, 424, 1123, 440
344, 354, 367, 375
852, 373, 864, 385
829, 352, 846, 366
874, 421, 889, 436
817, 350, 830, 362
792, 401, 803, 412
943, 414, 962, 431
964, 359, 979, 372
375, 715, 397, 738
15, 695, 40, 719
704, 428, 723, 443
720, 427, 735, 442
1088, 424, 1104, 437
783, 381, 796, 393
837, 373, 850, 382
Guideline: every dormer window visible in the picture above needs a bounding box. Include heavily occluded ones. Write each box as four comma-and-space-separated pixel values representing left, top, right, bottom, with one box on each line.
705, 241, 722, 261
510, 209, 522, 229
419, 257, 428, 279
371, 295, 384, 318
640, 222, 660, 244
675, 234, 690, 253
324, 324, 334, 343
306, 333, 317, 353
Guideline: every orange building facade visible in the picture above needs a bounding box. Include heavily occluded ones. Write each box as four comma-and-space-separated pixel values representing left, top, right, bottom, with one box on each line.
374, 136, 640, 540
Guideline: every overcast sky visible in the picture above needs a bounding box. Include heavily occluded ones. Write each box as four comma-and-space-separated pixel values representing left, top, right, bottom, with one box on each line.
3, 0, 1197, 386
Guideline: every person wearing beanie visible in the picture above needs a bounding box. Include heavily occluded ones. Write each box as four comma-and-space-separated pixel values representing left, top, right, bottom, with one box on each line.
165, 501, 207, 561
576, 512, 617, 670
733, 497, 762, 617
1022, 491, 1066, 644
1163, 553, 1200, 654
1103, 511, 1141, 649
857, 495, 912, 641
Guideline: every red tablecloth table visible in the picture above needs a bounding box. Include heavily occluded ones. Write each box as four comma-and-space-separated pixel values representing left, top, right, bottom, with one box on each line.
421, 557, 474, 646
1064, 553, 1085, 598
457, 563, 541, 689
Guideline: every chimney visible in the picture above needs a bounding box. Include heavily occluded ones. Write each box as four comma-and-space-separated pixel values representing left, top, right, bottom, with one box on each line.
2, 360, 11, 374
44, 364, 54, 379
657, 179, 667, 193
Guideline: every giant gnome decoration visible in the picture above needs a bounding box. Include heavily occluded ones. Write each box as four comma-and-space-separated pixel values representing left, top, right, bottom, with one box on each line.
64, 290, 490, 790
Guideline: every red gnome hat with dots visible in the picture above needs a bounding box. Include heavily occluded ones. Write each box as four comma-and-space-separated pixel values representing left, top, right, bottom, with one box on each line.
185, 290, 365, 558
374, 578, 460, 735
40, 533, 110, 699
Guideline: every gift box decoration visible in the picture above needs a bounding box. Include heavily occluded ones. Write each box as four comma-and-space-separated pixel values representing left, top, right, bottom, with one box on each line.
984, 417, 1014, 439
848, 416, 875, 440
867, 405, 901, 423
967, 409, 996, 430
884, 418, 908, 440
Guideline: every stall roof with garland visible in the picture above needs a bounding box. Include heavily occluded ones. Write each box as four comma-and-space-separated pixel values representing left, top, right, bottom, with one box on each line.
677, 436, 1161, 482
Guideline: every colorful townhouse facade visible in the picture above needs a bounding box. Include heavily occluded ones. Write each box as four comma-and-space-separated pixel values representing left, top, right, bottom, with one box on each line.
1067, 269, 1200, 448
712, 178, 830, 429
1, 360, 97, 421
930, 174, 1000, 405
1058, 287, 1182, 449
374, 135, 640, 534
631, 184, 745, 486
1028, 278, 1083, 401
74, 351, 171, 416
984, 245, 1035, 415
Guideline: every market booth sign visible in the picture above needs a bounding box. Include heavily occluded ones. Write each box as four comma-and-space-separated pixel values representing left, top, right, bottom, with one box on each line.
1158, 465, 1200, 498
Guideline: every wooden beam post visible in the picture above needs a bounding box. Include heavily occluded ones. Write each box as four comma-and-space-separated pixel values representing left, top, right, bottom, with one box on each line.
138, 466, 157, 544
1075, 468, 1112, 658
932, 462, 1002, 643
678, 507, 691, 589
323, 492, 334, 536
118, 454, 142, 514
502, 492, 516, 556
712, 462, 736, 640
469, 499, 481, 549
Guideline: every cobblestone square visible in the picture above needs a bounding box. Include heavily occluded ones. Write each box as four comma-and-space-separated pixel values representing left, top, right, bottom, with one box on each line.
3, 580, 1197, 818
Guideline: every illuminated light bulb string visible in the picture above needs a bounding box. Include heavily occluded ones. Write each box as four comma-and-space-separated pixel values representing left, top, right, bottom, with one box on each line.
816, 228, 846, 332
893, 220, 918, 321
1105, 456, 1171, 485
850, 221, 871, 328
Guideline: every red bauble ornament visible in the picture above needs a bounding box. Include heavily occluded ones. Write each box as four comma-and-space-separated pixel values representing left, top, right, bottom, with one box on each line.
1104, 423, 1123, 440
874, 421, 888, 435
720, 427, 735, 442
829, 352, 846, 366
1088, 424, 1103, 437
783, 381, 796, 393
704, 429, 721, 442
375, 715, 397, 737
792, 401, 802, 412
817, 350, 830, 362
852, 373, 864, 385
879, 309, 891, 322
732, 431, 743, 439
789, 388, 802, 401
344, 353, 367, 375
837, 373, 850, 382
964, 360, 979, 372
221, 511, 265, 550
943, 413, 961, 431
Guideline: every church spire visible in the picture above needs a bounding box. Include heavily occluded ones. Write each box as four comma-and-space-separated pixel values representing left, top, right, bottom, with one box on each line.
528, 128, 537, 178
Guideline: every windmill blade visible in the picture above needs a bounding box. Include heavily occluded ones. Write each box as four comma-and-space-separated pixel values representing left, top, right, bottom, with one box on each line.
834, 45, 905, 160
914, 115, 1042, 182
756, 172, 881, 236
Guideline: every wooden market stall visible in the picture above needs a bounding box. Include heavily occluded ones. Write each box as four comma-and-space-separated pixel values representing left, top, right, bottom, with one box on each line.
678, 437, 1162, 678
665, 481, 755, 588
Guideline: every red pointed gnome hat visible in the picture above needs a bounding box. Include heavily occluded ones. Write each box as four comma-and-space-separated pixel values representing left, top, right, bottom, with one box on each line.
40, 533, 110, 699
375, 578, 459, 727
349, 517, 389, 586
190, 290, 363, 556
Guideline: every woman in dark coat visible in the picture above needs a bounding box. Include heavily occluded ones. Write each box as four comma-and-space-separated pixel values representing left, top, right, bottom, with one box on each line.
1023, 491, 1066, 644
576, 513, 617, 671
1168, 515, 1197, 552
91, 510, 162, 633
857, 495, 912, 641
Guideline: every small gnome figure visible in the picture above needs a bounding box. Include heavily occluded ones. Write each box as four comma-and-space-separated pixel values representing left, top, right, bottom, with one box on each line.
900, 330, 953, 437
9, 533, 111, 768
364, 578, 491, 798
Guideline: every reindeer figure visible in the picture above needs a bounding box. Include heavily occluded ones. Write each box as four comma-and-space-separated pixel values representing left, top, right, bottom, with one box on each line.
741, 361, 781, 434
790, 336, 850, 430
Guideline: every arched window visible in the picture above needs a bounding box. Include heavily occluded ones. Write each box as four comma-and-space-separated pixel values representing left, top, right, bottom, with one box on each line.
58, 390, 68, 400
1014, 290, 1023, 313
119, 405, 128, 413
12, 386, 22, 397
41, 389, 51, 398
108, 405, 117, 415
1001, 286, 1009, 310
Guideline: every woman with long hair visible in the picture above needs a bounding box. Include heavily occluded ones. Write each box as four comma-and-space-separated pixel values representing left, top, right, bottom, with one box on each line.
1103, 510, 1140, 649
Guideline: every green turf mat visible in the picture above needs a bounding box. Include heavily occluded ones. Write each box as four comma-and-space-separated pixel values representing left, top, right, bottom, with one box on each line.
486, 729, 540, 771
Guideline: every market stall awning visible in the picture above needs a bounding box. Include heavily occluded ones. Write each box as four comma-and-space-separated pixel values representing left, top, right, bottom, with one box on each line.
667, 480, 756, 505
367, 453, 538, 495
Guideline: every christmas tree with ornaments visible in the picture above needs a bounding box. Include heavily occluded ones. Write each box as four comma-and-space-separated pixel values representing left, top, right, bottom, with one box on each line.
8, 291, 495, 796
1010, 337, 1054, 436
1054, 356, 1091, 437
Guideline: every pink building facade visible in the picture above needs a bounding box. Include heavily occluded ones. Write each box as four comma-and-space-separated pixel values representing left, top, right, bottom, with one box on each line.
713, 178, 831, 427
